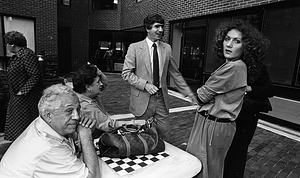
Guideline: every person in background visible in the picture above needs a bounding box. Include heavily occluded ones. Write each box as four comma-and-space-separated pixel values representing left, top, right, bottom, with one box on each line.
94, 45, 105, 71
3, 31, 44, 141
103, 45, 114, 72
186, 19, 265, 178
122, 13, 197, 142
0, 84, 100, 178
223, 28, 273, 177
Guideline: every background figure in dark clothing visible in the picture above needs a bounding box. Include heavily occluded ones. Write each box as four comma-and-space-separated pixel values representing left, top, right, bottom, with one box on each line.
224, 63, 274, 176
103, 45, 114, 72
3, 31, 44, 141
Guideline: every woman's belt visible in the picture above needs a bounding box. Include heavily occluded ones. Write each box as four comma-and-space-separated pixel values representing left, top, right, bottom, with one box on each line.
199, 111, 233, 123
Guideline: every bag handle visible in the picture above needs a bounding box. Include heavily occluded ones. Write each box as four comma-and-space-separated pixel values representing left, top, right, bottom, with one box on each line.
105, 117, 155, 135
122, 124, 141, 133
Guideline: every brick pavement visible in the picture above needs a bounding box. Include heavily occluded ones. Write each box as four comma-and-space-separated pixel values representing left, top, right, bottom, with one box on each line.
101, 73, 300, 178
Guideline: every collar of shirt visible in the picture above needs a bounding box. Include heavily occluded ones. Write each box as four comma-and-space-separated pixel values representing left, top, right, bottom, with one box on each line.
76, 92, 93, 104
146, 37, 161, 72
15, 47, 26, 58
35, 116, 70, 143
76, 92, 108, 117
146, 37, 159, 50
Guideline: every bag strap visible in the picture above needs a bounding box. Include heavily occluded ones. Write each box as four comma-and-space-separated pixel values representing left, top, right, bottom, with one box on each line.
137, 134, 148, 154
121, 135, 131, 157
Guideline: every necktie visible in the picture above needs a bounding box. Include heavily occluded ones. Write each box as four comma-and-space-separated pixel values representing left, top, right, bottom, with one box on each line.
152, 43, 159, 87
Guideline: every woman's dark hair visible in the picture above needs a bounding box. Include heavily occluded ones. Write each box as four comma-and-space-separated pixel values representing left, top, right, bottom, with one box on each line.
213, 19, 270, 82
144, 14, 165, 30
72, 64, 98, 94
4, 31, 27, 47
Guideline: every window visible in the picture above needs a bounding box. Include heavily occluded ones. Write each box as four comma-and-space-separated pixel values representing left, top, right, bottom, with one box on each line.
58, 0, 70, 6
3, 16, 35, 57
115, 31, 145, 60
263, 6, 300, 86
62, 0, 70, 6
115, 42, 125, 60
296, 63, 300, 87
92, 0, 118, 10
0, 16, 35, 70
89, 30, 145, 71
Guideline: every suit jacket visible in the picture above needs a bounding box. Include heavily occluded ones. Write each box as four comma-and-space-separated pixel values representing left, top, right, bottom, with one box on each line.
122, 39, 192, 116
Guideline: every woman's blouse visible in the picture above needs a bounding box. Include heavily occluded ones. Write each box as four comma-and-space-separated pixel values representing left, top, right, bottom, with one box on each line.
197, 59, 247, 121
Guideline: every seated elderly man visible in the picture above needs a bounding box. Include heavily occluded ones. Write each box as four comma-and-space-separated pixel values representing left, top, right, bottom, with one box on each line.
0, 84, 100, 178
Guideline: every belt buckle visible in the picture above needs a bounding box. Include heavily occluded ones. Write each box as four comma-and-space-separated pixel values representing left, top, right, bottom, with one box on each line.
203, 111, 210, 120
153, 89, 160, 97
204, 111, 209, 118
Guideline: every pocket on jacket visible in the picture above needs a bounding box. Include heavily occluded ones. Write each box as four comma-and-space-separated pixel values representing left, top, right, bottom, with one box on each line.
131, 89, 140, 97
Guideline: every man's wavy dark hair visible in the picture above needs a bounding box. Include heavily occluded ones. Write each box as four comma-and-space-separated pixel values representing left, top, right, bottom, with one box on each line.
213, 19, 270, 82
72, 64, 98, 94
144, 13, 165, 30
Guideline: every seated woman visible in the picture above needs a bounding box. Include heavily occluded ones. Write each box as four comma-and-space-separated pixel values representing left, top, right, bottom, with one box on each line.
72, 64, 116, 135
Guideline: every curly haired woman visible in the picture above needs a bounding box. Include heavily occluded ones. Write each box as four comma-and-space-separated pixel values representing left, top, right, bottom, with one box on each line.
186, 19, 269, 178
223, 22, 274, 178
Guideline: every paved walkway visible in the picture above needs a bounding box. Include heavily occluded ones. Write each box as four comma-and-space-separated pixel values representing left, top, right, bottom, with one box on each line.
1, 73, 300, 178
100, 73, 300, 178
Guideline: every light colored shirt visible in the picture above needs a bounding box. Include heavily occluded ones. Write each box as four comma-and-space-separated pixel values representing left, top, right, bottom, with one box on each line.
197, 59, 247, 121
76, 93, 116, 131
0, 117, 89, 178
146, 37, 162, 87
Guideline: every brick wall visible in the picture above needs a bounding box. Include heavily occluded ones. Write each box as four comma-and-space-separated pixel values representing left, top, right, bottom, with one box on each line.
120, 0, 158, 29
158, 0, 283, 42
120, 0, 284, 42
0, 0, 57, 56
57, 0, 285, 72
1, 0, 287, 74
58, 1, 89, 71
89, 10, 120, 30
89, 0, 121, 31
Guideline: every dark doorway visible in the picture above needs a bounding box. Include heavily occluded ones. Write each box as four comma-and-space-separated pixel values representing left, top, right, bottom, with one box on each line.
58, 26, 72, 73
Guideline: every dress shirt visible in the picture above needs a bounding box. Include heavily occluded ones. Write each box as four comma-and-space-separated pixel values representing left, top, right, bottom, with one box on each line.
0, 117, 88, 178
146, 37, 162, 87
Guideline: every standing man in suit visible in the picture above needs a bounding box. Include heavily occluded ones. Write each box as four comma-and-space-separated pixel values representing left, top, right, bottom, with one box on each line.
122, 14, 196, 142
